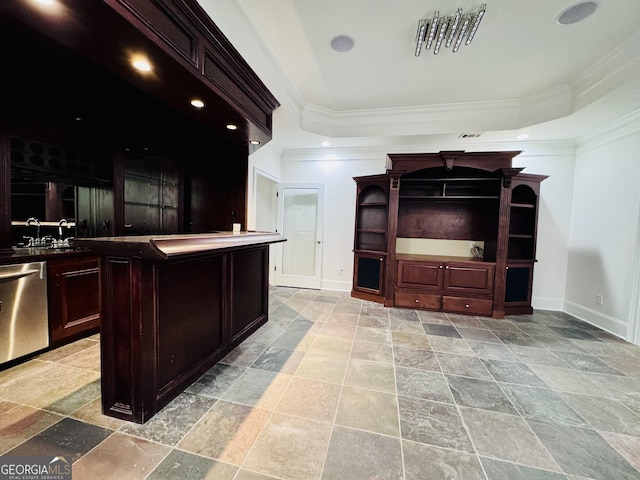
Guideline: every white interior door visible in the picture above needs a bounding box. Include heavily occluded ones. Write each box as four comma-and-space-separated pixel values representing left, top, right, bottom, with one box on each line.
275, 184, 323, 289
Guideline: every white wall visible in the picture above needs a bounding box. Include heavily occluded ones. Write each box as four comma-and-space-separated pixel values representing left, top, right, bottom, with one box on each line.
280, 152, 387, 291
565, 121, 640, 341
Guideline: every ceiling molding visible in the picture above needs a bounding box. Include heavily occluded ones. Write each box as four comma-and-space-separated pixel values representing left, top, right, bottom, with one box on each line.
205, 0, 306, 115
300, 85, 574, 138
281, 139, 576, 163
577, 109, 640, 153
571, 29, 640, 111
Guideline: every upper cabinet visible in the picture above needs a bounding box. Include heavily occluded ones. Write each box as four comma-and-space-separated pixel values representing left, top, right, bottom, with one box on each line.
0, 0, 279, 149
352, 151, 547, 318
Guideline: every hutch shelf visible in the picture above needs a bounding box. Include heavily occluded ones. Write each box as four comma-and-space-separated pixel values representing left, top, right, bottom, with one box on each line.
351, 151, 547, 318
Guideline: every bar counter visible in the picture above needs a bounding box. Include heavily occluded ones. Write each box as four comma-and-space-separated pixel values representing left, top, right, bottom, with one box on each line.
73, 232, 285, 423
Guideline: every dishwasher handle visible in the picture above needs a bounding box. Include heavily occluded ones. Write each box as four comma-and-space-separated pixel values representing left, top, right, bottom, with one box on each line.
0, 269, 42, 283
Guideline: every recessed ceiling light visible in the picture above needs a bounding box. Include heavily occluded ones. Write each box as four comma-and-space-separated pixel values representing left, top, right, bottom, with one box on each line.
557, 2, 598, 25
516, 133, 530, 140
330, 35, 354, 53
190, 99, 205, 108
321, 140, 331, 146
226, 124, 238, 131
31, 0, 62, 13
131, 56, 152, 73
250, 140, 261, 145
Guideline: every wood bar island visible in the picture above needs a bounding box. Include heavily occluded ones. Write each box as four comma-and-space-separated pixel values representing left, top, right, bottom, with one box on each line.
73, 232, 285, 424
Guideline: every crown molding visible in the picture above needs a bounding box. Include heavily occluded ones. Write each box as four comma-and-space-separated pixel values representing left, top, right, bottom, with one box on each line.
572, 29, 640, 111
281, 139, 576, 163
577, 109, 640, 153
300, 85, 573, 138
210, 0, 306, 115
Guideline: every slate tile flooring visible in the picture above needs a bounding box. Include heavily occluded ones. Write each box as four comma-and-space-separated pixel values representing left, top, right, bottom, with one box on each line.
1, 286, 640, 479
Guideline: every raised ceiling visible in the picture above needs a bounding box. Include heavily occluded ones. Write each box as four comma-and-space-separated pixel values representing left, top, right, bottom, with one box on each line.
203, 0, 640, 150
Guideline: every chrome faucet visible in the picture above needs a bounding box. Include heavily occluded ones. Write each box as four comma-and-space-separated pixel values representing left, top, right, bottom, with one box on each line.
26, 217, 40, 245
58, 218, 68, 240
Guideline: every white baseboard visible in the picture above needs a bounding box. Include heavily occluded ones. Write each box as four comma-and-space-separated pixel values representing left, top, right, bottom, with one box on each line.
531, 296, 564, 312
563, 300, 629, 340
321, 279, 352, 292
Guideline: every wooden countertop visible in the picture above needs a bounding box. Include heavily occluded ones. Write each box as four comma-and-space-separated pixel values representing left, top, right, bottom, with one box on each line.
396, 253, 495, 264
72, 231, 286, 260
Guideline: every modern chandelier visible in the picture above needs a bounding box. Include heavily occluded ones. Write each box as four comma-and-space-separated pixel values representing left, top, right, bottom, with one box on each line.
415, 4, 486, 56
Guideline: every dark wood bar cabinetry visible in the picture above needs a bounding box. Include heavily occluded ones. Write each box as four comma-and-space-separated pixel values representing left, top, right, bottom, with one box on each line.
73, 232, 284, 424
0, 0, 282, 413
352, 151, 546, 318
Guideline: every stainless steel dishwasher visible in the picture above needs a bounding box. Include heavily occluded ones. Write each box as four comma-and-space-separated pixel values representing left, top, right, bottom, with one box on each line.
0, 261, 49, 365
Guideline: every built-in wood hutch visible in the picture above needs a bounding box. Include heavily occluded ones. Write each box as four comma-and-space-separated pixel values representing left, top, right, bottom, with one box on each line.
352, 151, 547, 318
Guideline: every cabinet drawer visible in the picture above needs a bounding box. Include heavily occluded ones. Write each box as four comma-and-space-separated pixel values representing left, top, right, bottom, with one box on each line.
395, 290, 441, 309
442, 296, 492, 316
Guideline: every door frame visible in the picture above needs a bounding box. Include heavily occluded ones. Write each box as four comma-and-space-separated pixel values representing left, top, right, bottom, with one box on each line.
275, 183, 324, 289
252, 168, 280, 285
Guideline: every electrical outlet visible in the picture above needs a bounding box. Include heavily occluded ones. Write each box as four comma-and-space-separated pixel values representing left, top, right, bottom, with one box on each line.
596, 295, 603, 306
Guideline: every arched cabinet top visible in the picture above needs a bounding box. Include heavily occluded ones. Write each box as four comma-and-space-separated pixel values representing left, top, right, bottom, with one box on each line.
386, 150, 522, 176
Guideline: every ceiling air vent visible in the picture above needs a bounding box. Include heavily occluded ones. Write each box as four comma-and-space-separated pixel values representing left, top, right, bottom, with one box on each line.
458, 133, 483, 138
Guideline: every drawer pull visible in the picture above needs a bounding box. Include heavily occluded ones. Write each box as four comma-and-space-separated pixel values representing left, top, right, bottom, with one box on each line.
465, 304, 470, 308
415, 299, 419, 303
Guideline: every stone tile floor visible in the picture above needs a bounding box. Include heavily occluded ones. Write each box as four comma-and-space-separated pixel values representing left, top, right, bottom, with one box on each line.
1, 286, 640, 479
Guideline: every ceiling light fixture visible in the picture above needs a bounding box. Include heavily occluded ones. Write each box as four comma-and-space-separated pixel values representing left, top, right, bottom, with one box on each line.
190, 99, 205, 108
226, 124, 238, 131
131, 56, 152, 73
415, 4, 486, 56
250, 140, 261, 145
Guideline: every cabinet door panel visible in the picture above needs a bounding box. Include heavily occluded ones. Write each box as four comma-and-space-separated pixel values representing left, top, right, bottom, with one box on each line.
48, 256, 100, 344
231, 248, 267, 340
444, 264, 494, 295
505, 265, 532, 304
125, 178, 159, 205
124, 204, 160, 233
156, 257, 224, 390
397, 261, 442, 290
354, 254, 384, 295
